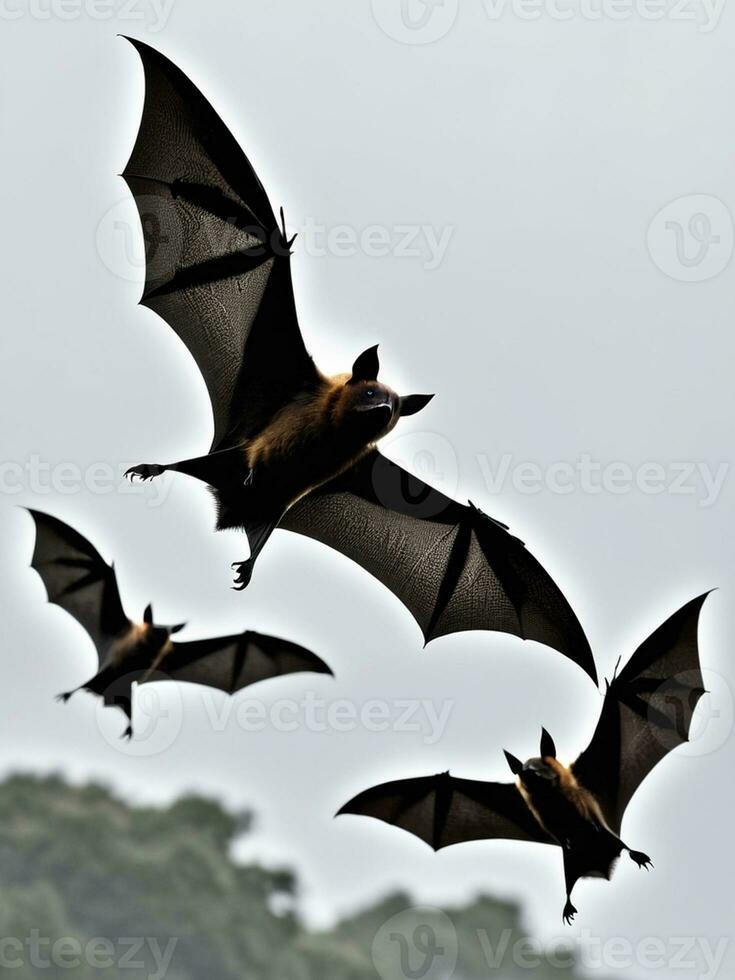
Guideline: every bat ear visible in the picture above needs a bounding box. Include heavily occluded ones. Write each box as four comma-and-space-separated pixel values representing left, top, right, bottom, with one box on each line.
349, 345, 380, 383
143, 604, 154, 625
540, 728, 557, 759
169, 622, 186, 634
504, 750, 524, 776
399, 393, 434, 417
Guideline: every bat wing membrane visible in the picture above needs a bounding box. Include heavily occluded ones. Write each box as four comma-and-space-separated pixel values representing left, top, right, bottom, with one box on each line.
122, 38, 319, 451
339, 772, 553, 850
281, 450, 596, 680
572, 594, 709, 833
27, 510, 132, 669
141, 630, 332, 693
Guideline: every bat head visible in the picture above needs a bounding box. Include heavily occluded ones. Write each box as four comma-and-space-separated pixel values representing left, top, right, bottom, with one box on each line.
344, 345, 434, 437
141, 604, 186, 645
504, 731, 559, 787
342, 346, 400, 437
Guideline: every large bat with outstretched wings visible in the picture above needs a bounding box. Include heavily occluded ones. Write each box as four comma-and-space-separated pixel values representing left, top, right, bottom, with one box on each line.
119, 38, 595, 682
340, 595, 709, 922
27, 510, 331, 737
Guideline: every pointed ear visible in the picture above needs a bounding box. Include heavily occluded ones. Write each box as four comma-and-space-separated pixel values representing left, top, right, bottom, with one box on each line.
540, 728, 557, 759
170, 622, 186, 634
399, 393, 434, 417
504, 750, 524, 776
349, 345, 379, 383
143, 604, 153, 625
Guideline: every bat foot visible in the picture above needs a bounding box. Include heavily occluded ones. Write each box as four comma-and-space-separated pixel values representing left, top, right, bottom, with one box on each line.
55, 691, 74, 704
125, 463, 164, 483
629, 850, 653, 871
121, 726, 133, 741
231, 560, 254, 591
562, 900, 578, 926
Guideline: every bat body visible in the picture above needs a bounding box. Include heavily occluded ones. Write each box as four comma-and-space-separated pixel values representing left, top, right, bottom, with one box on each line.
27, 510, 331, 738
119, 38, 596, 682
129, 345, 431, 589
339, 595, 709, 922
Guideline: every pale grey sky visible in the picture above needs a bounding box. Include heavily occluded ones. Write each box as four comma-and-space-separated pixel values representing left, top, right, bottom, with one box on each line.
1, 2, 734, 977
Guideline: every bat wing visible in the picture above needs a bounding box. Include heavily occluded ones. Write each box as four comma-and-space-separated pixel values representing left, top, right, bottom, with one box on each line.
141, 630, 332, 693
572, 593, 709, 834
281, 451, 596, 681
27, 510, 132, 668
122, 38, 320, 451
338, 772, 553, 850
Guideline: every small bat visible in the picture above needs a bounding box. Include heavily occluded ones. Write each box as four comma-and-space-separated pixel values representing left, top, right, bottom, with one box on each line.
120, 38, 595, 682
27, 509, 332, 738
338, 594, 709, 923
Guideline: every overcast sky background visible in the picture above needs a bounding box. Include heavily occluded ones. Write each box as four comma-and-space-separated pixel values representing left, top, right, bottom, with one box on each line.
1, 1, 734, 976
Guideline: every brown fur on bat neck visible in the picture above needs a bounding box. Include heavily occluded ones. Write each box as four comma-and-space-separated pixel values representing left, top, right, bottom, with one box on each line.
216, 349, 433, 528
516, 755, 609, 842
245, 372, 396, 490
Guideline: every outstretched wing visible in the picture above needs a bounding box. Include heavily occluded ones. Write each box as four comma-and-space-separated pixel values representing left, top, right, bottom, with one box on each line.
27, 510, 131, 668
338, 771, 553, 850
572, 594, 709, 833
281, 451, 596, 681
122, 38, 319, 451
140, 630, 332, 693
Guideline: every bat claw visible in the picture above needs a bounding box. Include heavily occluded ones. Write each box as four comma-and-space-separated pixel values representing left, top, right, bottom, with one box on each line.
55, 692, 73, 704
629, 850, 653, 871
121, 726, 133, 741
231, 560, 254, 590
562, 901, 577, 926
125, 464, 163, 483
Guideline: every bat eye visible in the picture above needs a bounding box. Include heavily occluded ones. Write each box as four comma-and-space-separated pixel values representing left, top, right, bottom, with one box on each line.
366, 389, 375, 397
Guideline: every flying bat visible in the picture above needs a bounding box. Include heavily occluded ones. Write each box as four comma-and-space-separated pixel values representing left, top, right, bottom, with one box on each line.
27, 509, 331, 738
338, 594, 709, 923
120, 38, 595, 682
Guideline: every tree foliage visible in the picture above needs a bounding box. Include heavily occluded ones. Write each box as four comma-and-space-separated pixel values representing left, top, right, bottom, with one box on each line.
0, 774, 599, 979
